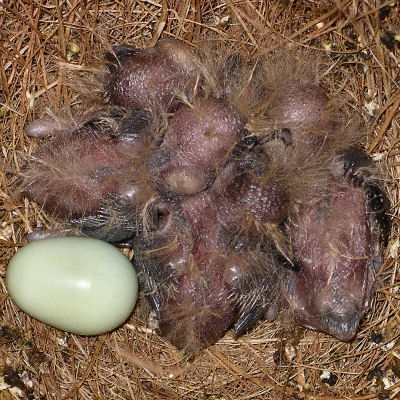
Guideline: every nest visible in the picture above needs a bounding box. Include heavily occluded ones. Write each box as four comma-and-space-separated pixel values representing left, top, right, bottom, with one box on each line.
0, 1, 399, 399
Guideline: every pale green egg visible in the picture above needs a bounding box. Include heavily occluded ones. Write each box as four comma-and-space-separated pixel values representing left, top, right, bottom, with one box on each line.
6, 237, 138, 335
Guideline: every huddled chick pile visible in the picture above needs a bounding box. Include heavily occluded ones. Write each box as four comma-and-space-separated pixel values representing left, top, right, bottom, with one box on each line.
20, 38, 390, 354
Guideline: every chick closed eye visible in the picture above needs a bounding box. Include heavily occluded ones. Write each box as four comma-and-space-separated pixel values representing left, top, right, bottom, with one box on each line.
285, 150, 389, 341
104, 38, 201, 111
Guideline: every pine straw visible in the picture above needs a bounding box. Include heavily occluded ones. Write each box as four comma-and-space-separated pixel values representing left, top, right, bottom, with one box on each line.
0, 0, 399, 399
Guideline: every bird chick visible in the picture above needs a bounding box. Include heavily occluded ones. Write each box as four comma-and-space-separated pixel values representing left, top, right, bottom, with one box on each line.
135, 186, 283, 354
285, 150, 389, 340
243, 47, 390, 340
265, 79, 391, 340
135, 194, 236, 353
21, 108, 158, 244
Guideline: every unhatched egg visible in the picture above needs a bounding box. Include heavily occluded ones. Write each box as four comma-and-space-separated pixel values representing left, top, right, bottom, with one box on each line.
6, 237, 138, 335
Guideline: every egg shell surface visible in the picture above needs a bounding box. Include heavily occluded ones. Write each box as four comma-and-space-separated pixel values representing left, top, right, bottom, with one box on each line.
6, 237, 138, 335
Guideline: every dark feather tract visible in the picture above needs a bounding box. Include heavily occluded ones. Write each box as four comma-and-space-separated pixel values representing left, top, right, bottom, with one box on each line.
20, 38, 391, 354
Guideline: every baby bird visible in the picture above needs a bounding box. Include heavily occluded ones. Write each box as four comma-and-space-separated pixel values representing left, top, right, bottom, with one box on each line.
134, 181, 285, 353
261, 74, 390, 340
285, 149, 389, 340
21, 107, 158, 244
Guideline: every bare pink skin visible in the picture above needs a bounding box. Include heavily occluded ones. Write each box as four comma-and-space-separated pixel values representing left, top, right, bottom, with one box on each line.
24, 117, 64, 138
135, 189, 282, 354
157, 194, 235, 353
105, 38, 199, 110
286, 179, 382, 340
132, 195, 231, 353
266, 83, 388, 341
151, 97, 245, 194
24, 132, 131, 218
23, 112, 154, 219
214, 159, 289, 226
140, 135, 288, 354
268, 84, 331, 146
21, 109, 158, 244
135, 138, 288, 353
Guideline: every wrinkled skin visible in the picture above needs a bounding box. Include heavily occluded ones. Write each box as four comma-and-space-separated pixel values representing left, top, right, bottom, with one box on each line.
149, 97, 246, 195
135, 189, 284, 353
20, 39, 391, 352
286, 179, 383, 340
270, 81, 391, 341
22, 108, 157, 243
267, 83, 331, 146
105, 38, 200, 110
